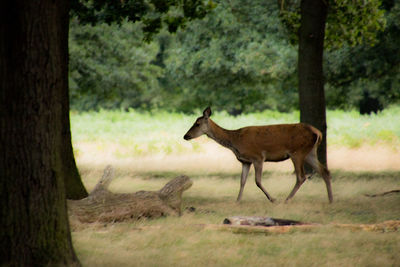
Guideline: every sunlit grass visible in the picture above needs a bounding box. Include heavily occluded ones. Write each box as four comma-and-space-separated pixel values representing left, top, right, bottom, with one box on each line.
70, 107, 400, 266
74, 225, 400, 267
72, 169, 400, 267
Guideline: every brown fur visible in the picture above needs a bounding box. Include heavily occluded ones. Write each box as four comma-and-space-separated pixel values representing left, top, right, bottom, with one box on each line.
184, 107, 333, 203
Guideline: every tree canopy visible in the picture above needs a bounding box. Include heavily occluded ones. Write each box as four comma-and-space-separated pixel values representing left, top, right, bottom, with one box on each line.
70, 0, 214, 40
279, 0, 386, 48
69, 0, 400, 114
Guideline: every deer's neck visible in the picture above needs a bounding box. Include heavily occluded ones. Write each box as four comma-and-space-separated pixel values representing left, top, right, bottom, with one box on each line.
206, 119, 238, 153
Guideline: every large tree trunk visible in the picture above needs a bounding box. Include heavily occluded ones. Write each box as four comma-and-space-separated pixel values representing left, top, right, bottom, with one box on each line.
0, 1, 80, 265
298, 0, 328, 166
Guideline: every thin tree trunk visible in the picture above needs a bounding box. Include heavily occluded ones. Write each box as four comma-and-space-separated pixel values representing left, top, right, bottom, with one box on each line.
59, 0, 88, 201
298, 0, 328, 166
61, 94, 88, 200
0, 0, 80, 265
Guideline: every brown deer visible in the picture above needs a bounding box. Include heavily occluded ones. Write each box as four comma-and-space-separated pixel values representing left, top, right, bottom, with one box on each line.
183, 107, 333, 203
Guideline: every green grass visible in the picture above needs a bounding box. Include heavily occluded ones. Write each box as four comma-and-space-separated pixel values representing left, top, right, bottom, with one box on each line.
327, 107, 400, 147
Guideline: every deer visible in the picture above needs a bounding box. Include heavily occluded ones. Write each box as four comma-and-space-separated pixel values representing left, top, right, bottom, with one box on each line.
183, 107, 333, 203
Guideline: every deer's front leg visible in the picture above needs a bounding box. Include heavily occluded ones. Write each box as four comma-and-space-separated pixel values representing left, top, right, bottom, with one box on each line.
254, 161, 275, 203
237, 162, 251, 202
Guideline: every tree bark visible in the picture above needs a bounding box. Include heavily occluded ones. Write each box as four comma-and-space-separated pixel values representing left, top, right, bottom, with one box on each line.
298, 0, 328, 166
0, 1, 80, 265
68, 166, 193, 225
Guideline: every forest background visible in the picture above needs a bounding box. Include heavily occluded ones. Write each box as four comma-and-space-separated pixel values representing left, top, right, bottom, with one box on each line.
69, 0, 400, 115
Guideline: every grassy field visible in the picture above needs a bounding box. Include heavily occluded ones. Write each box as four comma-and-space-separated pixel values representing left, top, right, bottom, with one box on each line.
70, 107, 400, 266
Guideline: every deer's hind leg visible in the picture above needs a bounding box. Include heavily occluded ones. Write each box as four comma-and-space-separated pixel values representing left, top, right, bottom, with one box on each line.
305, 148, 333, 203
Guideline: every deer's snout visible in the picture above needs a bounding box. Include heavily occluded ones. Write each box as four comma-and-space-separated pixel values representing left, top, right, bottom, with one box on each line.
183, 134, 191, 140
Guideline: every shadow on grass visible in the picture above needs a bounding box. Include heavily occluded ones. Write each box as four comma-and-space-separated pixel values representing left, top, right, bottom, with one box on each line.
130, 170, 285, 180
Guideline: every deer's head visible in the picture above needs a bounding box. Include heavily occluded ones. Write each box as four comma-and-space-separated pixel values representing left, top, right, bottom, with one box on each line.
183, 107, 212, 140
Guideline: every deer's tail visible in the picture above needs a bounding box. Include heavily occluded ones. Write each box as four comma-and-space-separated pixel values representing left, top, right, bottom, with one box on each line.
305, 124, 323, 148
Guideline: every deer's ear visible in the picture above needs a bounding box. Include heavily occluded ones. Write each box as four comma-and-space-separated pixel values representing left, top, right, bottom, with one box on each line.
203, 107, 212, 118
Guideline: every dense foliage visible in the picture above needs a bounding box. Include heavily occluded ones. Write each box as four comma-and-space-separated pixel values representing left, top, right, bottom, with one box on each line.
279, 0, 386, 48
69, 0, 400, 114
325, 0, 400, 110
69, 20, 163, 110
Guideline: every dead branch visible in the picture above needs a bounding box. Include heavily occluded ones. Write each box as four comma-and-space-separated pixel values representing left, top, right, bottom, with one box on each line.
202, 224, 317, 234
68, 165, 192, 224
223, 216, 305, 226
364, 189, 400, 197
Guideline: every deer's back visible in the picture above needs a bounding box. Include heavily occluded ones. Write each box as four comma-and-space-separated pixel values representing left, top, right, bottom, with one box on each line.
232, 123, 320, 161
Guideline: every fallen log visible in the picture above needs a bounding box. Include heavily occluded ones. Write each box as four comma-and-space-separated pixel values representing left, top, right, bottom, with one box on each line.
68, 166, 192, 224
